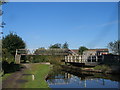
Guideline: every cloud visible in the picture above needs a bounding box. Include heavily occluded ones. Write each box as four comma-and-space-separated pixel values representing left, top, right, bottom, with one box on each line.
99, 20, 118, 27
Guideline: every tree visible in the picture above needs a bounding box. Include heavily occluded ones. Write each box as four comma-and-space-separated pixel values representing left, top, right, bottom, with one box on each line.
108, 40, 120, 55
34, 47, 46, 55
62, 42, 69, 49
49, 43, 61, 49
78, 46, 88, 55
2, 32, 26, 56
2, 48, 14, 63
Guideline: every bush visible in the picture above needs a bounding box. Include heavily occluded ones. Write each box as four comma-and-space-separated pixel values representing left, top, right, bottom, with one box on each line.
25, 55, 64, 65
26, 55, 49, 63
2, 61, 21, 74
94, 65, 111, 72
48, 56, 64, 65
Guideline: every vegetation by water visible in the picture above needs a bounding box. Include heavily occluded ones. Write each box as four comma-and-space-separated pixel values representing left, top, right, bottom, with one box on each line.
22, 64, 51, 88
93, 65, 111, 72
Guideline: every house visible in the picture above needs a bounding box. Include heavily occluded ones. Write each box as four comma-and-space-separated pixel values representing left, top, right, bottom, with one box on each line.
65, 48, 109, 65
83, 49, 109, 55
82, 48, 109, 62
66, 49, 79, 56
70, 49, 79, 54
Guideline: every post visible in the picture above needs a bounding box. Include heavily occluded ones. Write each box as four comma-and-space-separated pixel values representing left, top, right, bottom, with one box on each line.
32, 74, 35, 80
68, 56, 69, 62
75, 56, 76, 62
15, 55, 21, 64
91, 55, 92, 62
71, 56, 72, 62
79, 56, 81, 63
96, 55, 98, 62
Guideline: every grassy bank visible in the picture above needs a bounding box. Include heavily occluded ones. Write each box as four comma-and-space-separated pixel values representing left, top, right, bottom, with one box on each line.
2, 73, 13, 80
22, 64, 51, 88
61, 64, 120, 74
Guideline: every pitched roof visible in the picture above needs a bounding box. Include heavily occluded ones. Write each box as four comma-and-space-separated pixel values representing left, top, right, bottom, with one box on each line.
87, 48, 108, 51
71, 49, 79, 54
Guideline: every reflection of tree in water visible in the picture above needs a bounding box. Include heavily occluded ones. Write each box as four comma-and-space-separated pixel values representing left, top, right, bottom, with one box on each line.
119, 82, 120, 89
46, 66, 120, 87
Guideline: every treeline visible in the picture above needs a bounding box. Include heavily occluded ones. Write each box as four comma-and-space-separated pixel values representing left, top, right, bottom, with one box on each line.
49, 42, 68, 49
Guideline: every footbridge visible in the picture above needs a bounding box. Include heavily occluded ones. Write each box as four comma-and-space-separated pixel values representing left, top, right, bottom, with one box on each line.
15, 48, 69, 64
15, 48, 101, 66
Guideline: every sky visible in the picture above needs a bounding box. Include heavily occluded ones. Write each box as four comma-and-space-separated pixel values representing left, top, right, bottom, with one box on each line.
2, 2, 118, 49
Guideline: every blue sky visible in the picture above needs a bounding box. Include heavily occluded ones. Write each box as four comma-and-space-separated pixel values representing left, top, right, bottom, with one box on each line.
2, 2, 118, 49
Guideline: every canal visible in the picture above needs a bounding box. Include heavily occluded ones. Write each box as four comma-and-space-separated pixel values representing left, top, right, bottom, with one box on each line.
46, 66, 120, 89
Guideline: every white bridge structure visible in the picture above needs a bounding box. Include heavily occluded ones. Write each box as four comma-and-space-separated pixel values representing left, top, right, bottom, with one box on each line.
64, 54, 100, 66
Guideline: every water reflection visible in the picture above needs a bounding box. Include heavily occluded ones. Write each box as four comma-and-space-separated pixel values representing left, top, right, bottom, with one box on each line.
46, 67, 120, 88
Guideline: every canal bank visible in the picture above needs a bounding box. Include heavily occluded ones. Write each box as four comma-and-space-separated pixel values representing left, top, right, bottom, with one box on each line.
61, 64, 120, 74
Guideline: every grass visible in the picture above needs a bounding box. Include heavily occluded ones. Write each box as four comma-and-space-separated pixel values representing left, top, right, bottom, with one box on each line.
2, 73, 13, 80
22, 64, 51, 88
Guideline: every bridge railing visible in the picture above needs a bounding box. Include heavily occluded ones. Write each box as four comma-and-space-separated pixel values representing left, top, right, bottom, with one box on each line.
16, 48, 70, 55
65, 55, 103, 64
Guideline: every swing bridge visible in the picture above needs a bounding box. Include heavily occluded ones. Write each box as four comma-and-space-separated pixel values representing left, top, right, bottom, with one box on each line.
15, 48, 69, 64
15, 48, 101, 66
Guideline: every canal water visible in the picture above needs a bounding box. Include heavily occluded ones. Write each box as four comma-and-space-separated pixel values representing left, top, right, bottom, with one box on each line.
46, 66, 120, 89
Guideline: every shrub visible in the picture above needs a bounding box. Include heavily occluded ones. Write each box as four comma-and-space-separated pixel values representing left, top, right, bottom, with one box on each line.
2, 61, 21, 74
48, 56, 63, 65
94, 65, 111, 72
27, 55, 49, 63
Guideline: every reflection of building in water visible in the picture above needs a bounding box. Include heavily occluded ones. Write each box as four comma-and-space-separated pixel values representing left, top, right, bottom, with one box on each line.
47, 72, 106, 87
47, 73, 71, 85
65, 73, 73, 79
118, 82, 120, 89
47, 79, 70, 85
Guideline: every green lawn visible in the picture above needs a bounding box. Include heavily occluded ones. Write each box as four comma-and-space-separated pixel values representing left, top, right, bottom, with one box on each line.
22, 64, 51, 88
2, 73, 13, 80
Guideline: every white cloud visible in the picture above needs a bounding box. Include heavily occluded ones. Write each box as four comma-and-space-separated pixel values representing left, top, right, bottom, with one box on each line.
100, 20, 118, 27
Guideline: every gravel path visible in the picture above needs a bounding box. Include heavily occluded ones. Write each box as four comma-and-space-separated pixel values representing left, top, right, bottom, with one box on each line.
2, 64, 30, 88
2, 63, 50, 88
